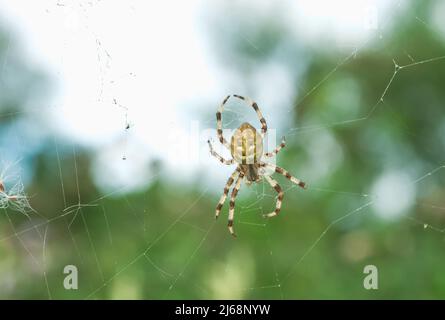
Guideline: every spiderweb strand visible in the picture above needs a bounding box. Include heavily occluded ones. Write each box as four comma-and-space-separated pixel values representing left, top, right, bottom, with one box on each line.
84, 188, 209, 299
289, 55, 445, 136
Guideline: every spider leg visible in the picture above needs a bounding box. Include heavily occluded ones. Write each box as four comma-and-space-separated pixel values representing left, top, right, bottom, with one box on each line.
215, 168, 240, 219
208, 140, 234, 165
232, 95, 268, 137
228, 172, 244, 237
265, 136, 286, 157
262, 163, 306, 189
216, 95, 232, 149
216, 95, 268, 148
263, 175, 284, 218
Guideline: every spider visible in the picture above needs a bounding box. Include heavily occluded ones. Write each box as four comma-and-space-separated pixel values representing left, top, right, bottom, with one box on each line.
208, 94, 307, 237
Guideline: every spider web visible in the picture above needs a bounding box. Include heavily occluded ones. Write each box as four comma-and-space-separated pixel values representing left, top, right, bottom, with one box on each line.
1, 0, 445, 299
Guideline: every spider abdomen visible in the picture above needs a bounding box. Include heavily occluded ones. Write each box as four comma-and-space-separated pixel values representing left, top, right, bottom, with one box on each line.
230, 122, 263, 164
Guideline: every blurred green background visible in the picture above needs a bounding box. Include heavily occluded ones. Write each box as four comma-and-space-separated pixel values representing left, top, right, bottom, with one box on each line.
1, 0, 445, 299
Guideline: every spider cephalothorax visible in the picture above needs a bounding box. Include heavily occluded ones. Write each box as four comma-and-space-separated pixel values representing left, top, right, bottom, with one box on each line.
208, 94, 306, 237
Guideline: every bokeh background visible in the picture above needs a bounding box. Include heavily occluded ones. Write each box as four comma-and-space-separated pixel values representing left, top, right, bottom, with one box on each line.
1, 0, 445, 299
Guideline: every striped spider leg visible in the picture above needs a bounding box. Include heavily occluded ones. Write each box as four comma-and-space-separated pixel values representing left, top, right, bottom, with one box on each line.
263, 175, 284, 218
260, 162, 306, 217
216, 94, 268, 150
227, 171, 245, 237
265, 136, 286, 157
215, 168, 240, 219
262, 162, 306, 189
207, 140, 234, 165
